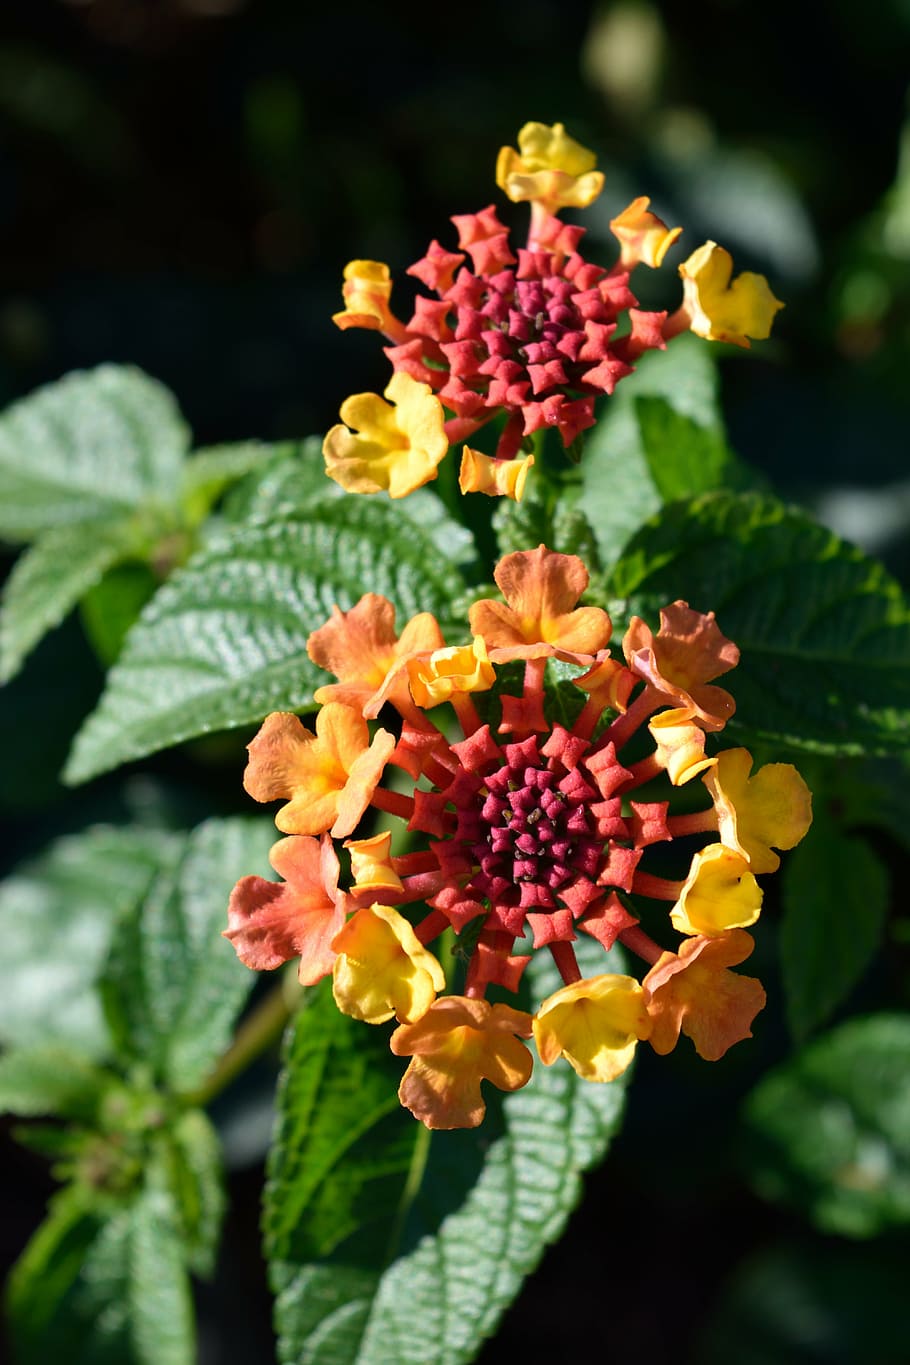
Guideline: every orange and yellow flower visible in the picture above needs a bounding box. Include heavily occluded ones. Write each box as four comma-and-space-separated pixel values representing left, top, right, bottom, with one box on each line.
307, 593, 445, 715
327, 121, 783, 494
704, 748, 813, 873
227, 548, 809, 1128
670, 844, 763, 937
332, 904, 445, 1025
623, 601, 740, 730
459, 447, 534, 501
495, 120, 605, 215
469, 544, 612, 663
610, 196, 681, 269
331, 259, 399, 335
224, 833, 346, 985
243, 704, 395, 837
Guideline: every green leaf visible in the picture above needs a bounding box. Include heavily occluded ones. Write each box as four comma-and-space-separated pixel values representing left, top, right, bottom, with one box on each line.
0, 519, 136, 682
64, 498, 470, 784
101, 816, 273, 1090
224, 443, 477, 569
634, 394, 740, 501
179, 440, 294, 525
604, 491, 910, 755
493, 473, 603, 567
151, 1109, 225, 1278
7, 1183, 195, 1365
265, 939, 629, 1365
828, 754, 910, 855
742, 1013, 910, 1237
780, 807, 890, 1040
0, 366, 189, 541
580, 334, 747, 566
221, 439, 341, 523
0, 826, 179, 1058
0, 1045, 115, 1121
79, 562, 160, 666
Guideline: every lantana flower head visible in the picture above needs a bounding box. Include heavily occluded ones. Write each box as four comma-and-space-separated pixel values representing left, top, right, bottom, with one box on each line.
326, 121, 783, 500
226, 547, 811, 1128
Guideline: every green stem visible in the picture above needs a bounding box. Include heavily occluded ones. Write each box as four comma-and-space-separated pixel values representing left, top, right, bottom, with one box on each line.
183, 978, 294, 1108
384, 1121, 432, 1269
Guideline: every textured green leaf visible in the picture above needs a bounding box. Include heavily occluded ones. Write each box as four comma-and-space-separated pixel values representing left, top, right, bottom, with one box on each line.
781, 808, 890, 1040
64, 498, 470, 784
0, 1045, 115, 1121
225, 445, 477, 569
0, 519, 136, 681
0, 826, 178, 1058
0, 366, 189, 541
101, 816, 273, 1090
151, 1109, 225, 1277
580, 334, 741, 565
493, 472, 602, 568
742, 1014, 910, 1237
266, 939, 629, 1365
221, 440, 340, 523
604, 491, 910, 755
7, 1183, 195, 1365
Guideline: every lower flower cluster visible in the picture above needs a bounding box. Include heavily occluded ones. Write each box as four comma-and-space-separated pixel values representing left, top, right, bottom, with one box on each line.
225, 547, 811, 1128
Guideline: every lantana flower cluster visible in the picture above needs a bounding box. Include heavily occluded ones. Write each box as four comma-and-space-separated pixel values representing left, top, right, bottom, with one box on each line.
325, 120, 784, 501
225, 547, 811, 1129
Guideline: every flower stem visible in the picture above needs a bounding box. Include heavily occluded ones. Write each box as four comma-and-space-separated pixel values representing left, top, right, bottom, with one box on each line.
619, 925, 664, 966
183, 978, 294, 1108
667, 809, 717, 837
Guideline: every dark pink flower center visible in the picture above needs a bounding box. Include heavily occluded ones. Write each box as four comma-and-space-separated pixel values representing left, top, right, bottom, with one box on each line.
433, 728, 640, 939
389, 208, 668, 457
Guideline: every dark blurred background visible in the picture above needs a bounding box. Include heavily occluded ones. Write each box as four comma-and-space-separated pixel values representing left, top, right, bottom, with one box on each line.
1, 1, 909, 1361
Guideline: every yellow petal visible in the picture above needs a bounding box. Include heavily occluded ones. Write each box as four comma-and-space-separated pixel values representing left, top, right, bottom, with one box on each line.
323, 373, 448, 498
679, 241, 784, 348
704, 748, 813, 873
459, 447, 534, 500
407, 637, 496, 708
533, 973, 650, 1082
332, 904, 445, 1024
670, 844, 763, 937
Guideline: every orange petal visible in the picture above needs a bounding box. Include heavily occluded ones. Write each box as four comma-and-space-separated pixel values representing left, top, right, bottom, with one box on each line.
223, 834, 346, 985
623, 602, 739, 730
469, 544, 612, 657
644, 929, 766, 1060
391, 996, 533, 1129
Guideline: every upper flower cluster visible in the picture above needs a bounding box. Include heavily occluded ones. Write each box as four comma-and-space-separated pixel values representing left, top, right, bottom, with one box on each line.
226, 547, 811, 1129
325, 121, 784, 501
